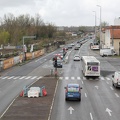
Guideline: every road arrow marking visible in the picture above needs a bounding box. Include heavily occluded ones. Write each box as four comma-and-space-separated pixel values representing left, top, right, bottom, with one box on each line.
68, 106, 74, 114
106, 108, 112, 116
95, 86, 99, 89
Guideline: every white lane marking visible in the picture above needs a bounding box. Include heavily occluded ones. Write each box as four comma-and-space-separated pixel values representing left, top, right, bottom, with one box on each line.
8, 76, 15, 79
85, 93, 87, 97
2, 76, 9, 79
65, 77, 69, 80
13, 76, 20, 79
71, 77, 75, 80
37, 76, 43, 80
25, 76, 32, 79
19, 76, 26, 79
77, 77, 81, 80
31, 76, 37, 79
59, 77, 63, 80
90, 113, 93, 120
106, 77, 111, 81
81, 80, 84, 84
110, 87, 114, 90
115, 93, 119, 98
100, 77, 104, 80
106, 81, 109, 84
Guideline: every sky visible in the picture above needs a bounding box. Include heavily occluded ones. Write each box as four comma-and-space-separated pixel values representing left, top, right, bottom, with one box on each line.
0, 0, 120, 26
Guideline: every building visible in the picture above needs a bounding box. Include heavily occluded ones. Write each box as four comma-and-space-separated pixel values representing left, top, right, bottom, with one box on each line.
101, 26, 120, 55
114, 17, 120, 25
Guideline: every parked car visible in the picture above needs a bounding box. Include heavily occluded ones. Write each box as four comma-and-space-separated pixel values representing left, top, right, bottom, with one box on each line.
74, 46, 79, 50
112, 71, 120, 88
68, 45, 72, 49
64, 84, 82, 101
73, 55, 80, 61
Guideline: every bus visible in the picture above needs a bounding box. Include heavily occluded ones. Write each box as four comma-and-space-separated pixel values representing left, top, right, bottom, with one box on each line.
81, 56, 100, 77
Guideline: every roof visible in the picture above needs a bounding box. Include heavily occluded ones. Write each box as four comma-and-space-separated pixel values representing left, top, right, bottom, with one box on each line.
110, 29, 120, 39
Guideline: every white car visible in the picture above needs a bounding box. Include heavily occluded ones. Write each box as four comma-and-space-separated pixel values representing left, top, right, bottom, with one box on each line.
73, 55, 80, 61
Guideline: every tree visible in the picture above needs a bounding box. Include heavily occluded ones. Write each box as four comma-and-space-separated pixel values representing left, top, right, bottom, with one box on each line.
0, 30, 10, 47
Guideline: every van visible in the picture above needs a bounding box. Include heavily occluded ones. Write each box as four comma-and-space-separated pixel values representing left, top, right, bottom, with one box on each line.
100, 48, 117, 57
112, 71, 120, 88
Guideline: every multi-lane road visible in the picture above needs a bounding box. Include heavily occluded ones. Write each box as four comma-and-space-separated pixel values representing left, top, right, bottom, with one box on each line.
50, 40, 120, 120
0, 38, 120, 120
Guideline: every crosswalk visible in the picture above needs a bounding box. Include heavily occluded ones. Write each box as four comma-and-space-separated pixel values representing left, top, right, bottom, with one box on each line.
0, 75, 112, 81
0, 76, 43, 80
59, 76, 112, 81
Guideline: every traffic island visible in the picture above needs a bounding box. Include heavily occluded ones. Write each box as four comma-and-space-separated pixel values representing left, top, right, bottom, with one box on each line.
0, 75, 58, 120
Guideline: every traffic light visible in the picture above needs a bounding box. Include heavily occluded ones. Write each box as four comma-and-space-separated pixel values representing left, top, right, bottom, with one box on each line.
54, 58, 57, 68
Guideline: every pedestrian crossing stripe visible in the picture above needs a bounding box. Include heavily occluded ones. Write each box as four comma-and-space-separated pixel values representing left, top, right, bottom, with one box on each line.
0, 75, 112, 81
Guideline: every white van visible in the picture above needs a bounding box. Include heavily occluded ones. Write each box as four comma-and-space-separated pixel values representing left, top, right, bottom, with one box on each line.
100, 48, 117, 57
112, 71, 120, 88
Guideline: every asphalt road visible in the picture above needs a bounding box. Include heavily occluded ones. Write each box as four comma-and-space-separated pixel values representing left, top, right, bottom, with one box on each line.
0, 49, 63, 117
50, 39, 120, 120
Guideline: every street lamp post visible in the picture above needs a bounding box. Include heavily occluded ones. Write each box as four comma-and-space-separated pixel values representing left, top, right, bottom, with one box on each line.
93, 11, 96, 42
97, 5, 102, 48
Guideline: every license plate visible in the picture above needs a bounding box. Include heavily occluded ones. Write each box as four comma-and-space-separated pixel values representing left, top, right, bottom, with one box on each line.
68, 95, 73, 97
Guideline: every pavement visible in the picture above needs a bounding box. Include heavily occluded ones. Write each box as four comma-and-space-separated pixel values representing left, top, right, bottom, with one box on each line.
0, 75, 58, 120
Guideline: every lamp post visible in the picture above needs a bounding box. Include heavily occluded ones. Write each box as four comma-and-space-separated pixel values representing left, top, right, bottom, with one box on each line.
97, 5, 102, 48
93, 11, 96, 42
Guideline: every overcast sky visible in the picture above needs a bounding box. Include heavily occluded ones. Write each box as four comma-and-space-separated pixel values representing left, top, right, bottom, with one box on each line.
0, 0, 119, 26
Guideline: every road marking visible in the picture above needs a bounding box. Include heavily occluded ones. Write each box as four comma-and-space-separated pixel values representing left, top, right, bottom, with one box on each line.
100, 77, 104, 80
2, 76, 9, 79
81, 80, 84, 84
95, 86, 99, 89
19, 76, 26, 79
77, 77, 81, 80
85, 93, 87, 97
68, 107, 74, 114
110, 87, 114, 90
106, 77, 111, 81
106, 108, 112, 116
65, 77, 69, 80
71, 77, 75, 80
106, 81, 109, 84
31, 76, 37, 79
115, 93, 119, 98
13, 76, 20, 79
90, 113, 93, 120
59, 77, 63, 80
25, 76, 32, 79
37, 76, 43, 80
8, 76, 15, 79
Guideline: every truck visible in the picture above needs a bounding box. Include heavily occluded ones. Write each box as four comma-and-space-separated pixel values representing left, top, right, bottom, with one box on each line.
100, 48, 117, 57
112, 71, 120, 88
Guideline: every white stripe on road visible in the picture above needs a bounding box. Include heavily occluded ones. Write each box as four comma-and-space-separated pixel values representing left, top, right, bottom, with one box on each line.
1, 76, 9, 79
77, 77, 81, 80
110, 87, 114, 90
115, 93, 119, 98
90, 113, 93, 120
31, 76, 37, 79
106, 77, 111, 81
13, 76, 20, 79
81, 80, 84, 84
25, 76, 32, 79
65, 77, 69, 80
71, 77, 75, 80
8, 76, 15, 79
100, 77, 104, 80
85, 93, 87, 97
37, 76, 43, 80
19, 76, 26, 79
59, 77, 63, 80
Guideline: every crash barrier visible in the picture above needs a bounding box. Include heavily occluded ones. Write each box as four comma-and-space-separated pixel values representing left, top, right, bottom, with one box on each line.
1, 49, 45, 70
64, 51, 71, 63
19, 86, 47, 97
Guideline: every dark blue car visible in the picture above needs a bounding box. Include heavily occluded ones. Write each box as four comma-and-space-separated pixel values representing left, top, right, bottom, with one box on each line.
64, 84, 82, 101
